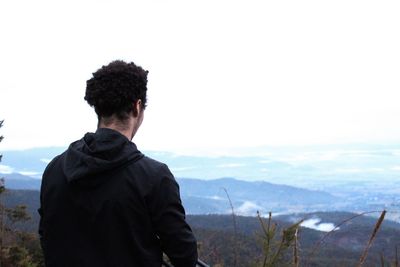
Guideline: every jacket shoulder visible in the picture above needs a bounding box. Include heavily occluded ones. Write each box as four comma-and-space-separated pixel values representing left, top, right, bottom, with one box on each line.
134, 156, 178, 188
43, 152, 65, 175
137, 156, 172, 176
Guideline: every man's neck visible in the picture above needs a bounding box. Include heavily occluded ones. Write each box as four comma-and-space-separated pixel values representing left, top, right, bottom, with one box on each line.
99, 125, 134, 141
98, 116, 135, 141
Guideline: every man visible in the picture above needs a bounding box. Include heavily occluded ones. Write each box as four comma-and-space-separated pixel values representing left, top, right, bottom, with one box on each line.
38, 60, 198, 267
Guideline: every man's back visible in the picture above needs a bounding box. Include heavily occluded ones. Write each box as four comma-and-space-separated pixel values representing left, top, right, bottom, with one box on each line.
39, 128, 198, 267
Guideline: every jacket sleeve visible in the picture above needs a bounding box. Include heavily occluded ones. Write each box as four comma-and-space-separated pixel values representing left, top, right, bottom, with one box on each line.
38, 170, 48, 263
150, 164, 198, 267
37, 156, 60, 265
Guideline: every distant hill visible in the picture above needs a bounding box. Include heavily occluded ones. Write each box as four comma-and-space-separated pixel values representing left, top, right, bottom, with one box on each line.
0, 172, 42, 189
178, 178, 340, 215
0, 174, 340, 215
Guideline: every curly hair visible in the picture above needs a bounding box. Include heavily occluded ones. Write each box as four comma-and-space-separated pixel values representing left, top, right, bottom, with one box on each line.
85, 60, 148, 120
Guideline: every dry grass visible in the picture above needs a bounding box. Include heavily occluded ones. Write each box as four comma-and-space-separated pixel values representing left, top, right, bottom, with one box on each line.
357, 210, 386, 267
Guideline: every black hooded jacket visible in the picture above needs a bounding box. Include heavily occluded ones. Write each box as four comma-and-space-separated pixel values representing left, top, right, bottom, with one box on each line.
38, 128, 198, 267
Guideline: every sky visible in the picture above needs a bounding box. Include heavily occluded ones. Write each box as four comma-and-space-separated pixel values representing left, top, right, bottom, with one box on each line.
0, 0, 399, 154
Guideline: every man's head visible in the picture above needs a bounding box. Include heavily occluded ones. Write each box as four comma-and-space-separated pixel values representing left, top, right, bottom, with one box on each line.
85, 60, 148, 138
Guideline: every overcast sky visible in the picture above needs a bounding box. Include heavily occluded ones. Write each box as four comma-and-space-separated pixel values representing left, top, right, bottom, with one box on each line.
1, 0, 399, 154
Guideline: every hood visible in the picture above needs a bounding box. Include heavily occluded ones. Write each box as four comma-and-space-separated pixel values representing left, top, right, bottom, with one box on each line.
62, 128, 143, 186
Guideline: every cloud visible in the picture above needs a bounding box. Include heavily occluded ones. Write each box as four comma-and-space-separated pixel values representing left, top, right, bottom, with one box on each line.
40, 158, 52, 164
18, 171, 40, 177
335, 168, 385, 173
301, 218, 338, 232
236, 201, 261, 215
170, 166, 197, 172
0, 164, 13, 174
391, 166, 400, 171
206, 195, 224, 201
277, 149, 388, 164
217, 163, 246, 168
259, 160, 272, 164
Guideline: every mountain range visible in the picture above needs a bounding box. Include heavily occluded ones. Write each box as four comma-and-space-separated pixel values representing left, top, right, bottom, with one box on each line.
1, 172, 340, 216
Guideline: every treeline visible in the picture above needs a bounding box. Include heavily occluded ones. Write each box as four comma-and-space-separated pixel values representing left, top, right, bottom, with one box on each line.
188, 213, 399, 266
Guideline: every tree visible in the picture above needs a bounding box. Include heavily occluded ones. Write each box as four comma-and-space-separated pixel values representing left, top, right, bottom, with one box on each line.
1, 119, 5, 261
0, 119, 4, 193
255, 211, 303, 267
0, 120, 42, 266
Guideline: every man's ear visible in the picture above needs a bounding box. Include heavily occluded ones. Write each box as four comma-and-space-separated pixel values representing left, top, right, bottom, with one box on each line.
133, 99, 142, 117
